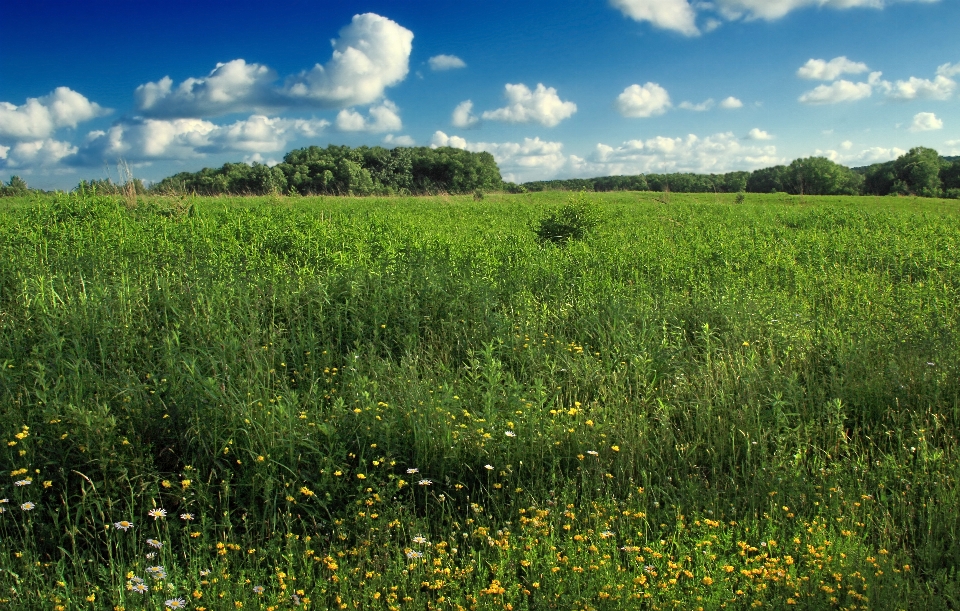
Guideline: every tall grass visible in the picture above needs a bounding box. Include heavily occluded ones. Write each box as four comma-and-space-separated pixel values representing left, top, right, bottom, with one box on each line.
0, 191, 958, 609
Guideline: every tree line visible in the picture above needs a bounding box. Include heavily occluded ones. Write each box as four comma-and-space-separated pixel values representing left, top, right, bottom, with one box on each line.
2, 145, 958, 199
149, 145, 502, 196
522, 147, 960, 198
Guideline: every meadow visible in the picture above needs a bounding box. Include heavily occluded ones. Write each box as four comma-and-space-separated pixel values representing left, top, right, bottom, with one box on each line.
0, 190, 958, 610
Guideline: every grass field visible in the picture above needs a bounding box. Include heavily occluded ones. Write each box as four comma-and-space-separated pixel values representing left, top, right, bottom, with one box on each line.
1, 190, 958, 610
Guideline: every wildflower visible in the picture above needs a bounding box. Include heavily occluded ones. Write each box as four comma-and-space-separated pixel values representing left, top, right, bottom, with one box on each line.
587, 450, 598, 456
611, 445, 620, 452
165, 598, 187, 609
417, 479, 433, 486
505, 431, 516, 437
43, 480, 53, 488
406, 550, 423, 559
484, 464, 494, 470
147, 539, 163, 549
180, 513, 195, 521
146, 552, 156, 559
644, 565, 655, 573
181, 480, 192, 489
412, 535, 428, 545
253, 585, 264, 594
357, 473, 366, 480
148, 508, 167, 520
146, 565, 167, 580
14, 479, 31, 486
406, 468, 419, 474
131, 583, 148, 594
300, 487, 314, 497
21, 501, 35, 511
702, 576, 714, 585
199, 569, 211, 577
600, 530, 614, 538
114, 520, 134, 531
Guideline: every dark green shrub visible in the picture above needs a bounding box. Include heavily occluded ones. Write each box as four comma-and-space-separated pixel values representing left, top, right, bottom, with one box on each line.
535, 191, 602, 245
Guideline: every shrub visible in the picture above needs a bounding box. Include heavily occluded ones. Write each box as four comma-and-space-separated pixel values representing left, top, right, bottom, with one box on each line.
535, 191, 602, 245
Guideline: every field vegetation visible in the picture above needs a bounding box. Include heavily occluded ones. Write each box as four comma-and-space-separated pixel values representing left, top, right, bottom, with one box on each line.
1, 190, 958, 610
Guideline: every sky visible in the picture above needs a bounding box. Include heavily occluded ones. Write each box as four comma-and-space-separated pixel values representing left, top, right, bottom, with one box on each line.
2, 0, 959, 190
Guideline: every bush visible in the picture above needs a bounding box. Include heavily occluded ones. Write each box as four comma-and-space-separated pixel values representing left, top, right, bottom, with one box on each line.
534, 191, 602, 245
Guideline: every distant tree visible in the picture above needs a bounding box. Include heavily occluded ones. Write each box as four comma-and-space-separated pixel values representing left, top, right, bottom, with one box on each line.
892, 147, 943, 197
0, 175, 29, 196
785, 157, 862, 196
746, 165, 789, 193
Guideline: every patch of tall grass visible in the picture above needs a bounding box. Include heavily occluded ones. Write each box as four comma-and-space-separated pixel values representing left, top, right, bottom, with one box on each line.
0, 191, 958, 609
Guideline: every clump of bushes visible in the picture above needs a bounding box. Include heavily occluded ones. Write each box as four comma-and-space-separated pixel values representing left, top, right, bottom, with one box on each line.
535, 191, 602, 244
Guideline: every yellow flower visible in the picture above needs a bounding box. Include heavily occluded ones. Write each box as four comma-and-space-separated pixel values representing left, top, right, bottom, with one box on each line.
43, 481, 53, 488
611, 445, 620, 452
702, 576, 714, 585
256, 456, 265, 462
181, 480, 192, 489
161, 480, 172, 488
357, 473, 366, 480
300, 486, 315, 496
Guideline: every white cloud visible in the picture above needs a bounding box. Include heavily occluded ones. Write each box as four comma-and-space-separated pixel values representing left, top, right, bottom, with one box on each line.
679, 99, 715, 111
610, 0, 700, 36
74, 115, 327, 165
747, 128, 774, 140
451, 100, 480, 128
428, 55, 466, 71
0, 138, 78, 170
136, 14, 412, 117
841, 140, 853, 150
431, 130, 570, 182
936, 62, 960, 78
135, 60, 278, 118
481, 83, 577, 127
910, 111, 943, 131
284, 13, 413, 108
335, 100, 402, 133
383, 134, 415, 146
714, 0, 939, 22
587, 132, 781, 175
719, 96, 743, 109
799, 79, 873, 104
797, 56, 869, 80
615, 83, 671, 118
882, 75, 955, 100
0, 87, 109, 140
815, 145, 907, 165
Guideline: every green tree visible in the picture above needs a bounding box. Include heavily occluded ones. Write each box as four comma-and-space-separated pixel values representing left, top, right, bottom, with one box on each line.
785, 157, 862, 196
892, 147, 943, 197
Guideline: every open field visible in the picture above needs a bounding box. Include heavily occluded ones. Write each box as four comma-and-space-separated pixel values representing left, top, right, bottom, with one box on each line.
1, 191, 959, 610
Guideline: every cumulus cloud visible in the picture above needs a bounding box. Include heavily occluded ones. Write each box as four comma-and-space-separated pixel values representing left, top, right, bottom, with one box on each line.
719, 96, 744, 109
747, 128, 774, 140
937, 62, 960, 78
882, 75, 955, 100
0, 138, 78, 170
799, 79, 874, 104
615, 83, 671, 118
451, 100, 480, 128
72, 115, 328, 165
431, 130, 569, 182
428, 55, 467, 71
714, 0, 939, 22
815, 145, 908, 165
383, 134, 415, 146
679, 98, 715, 111
284, 13, 413, 107
135, 14, 412, 118
135, 60, 279, 118
909, 111, 943, 131
587, 132, 780, 175
335, 100, 402, 133
610, 0, 700, 35
481, 83, 577, 127
613, 0, 940, 36
431, 129, 781, 183
0, 87, 110, 140
797, 56, 869, 80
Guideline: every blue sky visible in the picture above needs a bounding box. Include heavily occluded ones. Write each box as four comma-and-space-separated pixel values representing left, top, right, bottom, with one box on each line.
2, 0, 958, 189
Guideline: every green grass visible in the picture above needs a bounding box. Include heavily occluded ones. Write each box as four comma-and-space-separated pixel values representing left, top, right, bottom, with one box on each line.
1, 191, 958, 610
